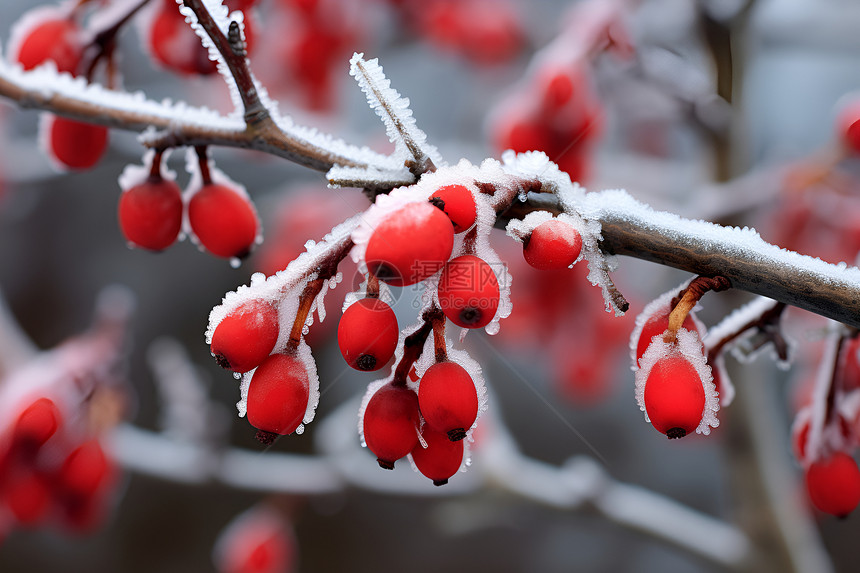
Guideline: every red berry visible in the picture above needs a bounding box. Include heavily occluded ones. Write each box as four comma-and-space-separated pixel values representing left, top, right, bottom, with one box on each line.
792, 416, 811, 462
149, 0, 217, 75
429, 184, 477, 233
189, 183, 259, 259
643, 355, 705, 439
337, 298, 399, 371
5, 471, 51, 526
437, 255, 500, 329
837, 100, 860, 155
523, 220, 582, 270
411, 427, 464, 486
217, 509, 296, 573
58, 440, 112, 500
365, 202, 454, 286
362, 383, 420, 469
47, 116, 109, 170
246, 353, 310, 437
499, 118, 549, 153
211, 301, 280, 373
12, 397, 61, 452
635, 308, 698, 367
805, 452, 860, 517
418, 361, 478, 441
118, 175, 183, 251
14, 15, 81, 74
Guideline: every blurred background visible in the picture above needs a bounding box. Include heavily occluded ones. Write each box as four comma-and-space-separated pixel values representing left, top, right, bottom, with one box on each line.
1, 0, 860, 571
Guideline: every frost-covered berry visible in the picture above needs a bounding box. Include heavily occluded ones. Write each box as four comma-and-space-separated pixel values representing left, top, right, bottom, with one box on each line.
411, 427, 464, 486
188, 183, 259, 259
437, 255, 500, 329
364, 202, 454, 286
337, 298, 399, 371
634, 308, 698, 367
362, 383, 420, 469
58, 440, 112, 500
14, 14, 82, 74
805, 452, 860, 517
643, 355, 705, 439
211, 301, 280, 373
47, 116, 109, 170
246, 353, 310, 438
13, 397, 61, 452
418, 361, 478, 441
118, 175, 183, 251
429, 184, 477, 233
523, 219, 582, 270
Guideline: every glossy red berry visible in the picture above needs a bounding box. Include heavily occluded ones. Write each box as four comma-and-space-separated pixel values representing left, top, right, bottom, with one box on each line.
211, 300, 280, 373
411, 427, 464, 486
14, 15, 81, 74
643, 355, 705, 439
58, 440, 111, 499
523, 219, 582, 270
189, 183, 259, 259
337, 298, 399, 371
365, 202, 454, 286
246, 353, 310, 437
12, 397, 61, 452
47, 116, 109, 170
418, 361, 478, 441
805, 452, 860, 517
118, 175, 183, 251
429, 184, 477, 233
635, 308, 698, 367
437, 255, 500, 329
362, 383, 420, 469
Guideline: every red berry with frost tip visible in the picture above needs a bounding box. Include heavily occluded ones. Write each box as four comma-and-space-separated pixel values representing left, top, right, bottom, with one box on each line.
805, 452, 860, 517
14, 15, 82, 74
643, 355, 705, 439
437, 255, 500, 329
246, 353, 310, 439
337, 298, 399, 371
189, 183, 259, 259
429, 184, 477, 233
365, 202, 454, 286
418, 361, 478, 441
211, 300, 280, 373
58, 440, 112, 500
12, 397, 61, 452
411, 427, 465, 486
48, 116, 109, 170
362, 383, 420, 469
523, 219, 582, 270
118, 175, 183, 251
635, 308, 698, 367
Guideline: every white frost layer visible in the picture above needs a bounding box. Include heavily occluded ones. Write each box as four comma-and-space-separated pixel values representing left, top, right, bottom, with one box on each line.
634, 328, 720, 436
627, 278, 699, 368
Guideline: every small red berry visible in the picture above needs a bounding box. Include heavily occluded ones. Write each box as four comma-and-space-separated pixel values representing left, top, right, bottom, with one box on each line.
188, 183, 259, 259
149, 0, 218, 75
362, 383, 420, 469
5, 471, 51, 526
14, 15, 82, 74
437, 255, 500, 329
429, 184, 477, 233
12, 397, 61, 452
643, 355, 705, 439
337, 298, 399, 371
216, 509, 296, 573
365, 202, 454, 286
118, 175, 183, 251
246, 353, 310, 437
805, 452, 860, 517
47, 116, 109, 170
418, 361, 478, 441
499, 118, 549, 153
411, 427, 464, 486
523, 219, 582, 270
211, 300, 280, 373
58, 440, 112, 499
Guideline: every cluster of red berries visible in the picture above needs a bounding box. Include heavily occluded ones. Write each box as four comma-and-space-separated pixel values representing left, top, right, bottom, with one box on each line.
119, 154, 259, 259
0, 397, 114, 533
11, 5, 109, 170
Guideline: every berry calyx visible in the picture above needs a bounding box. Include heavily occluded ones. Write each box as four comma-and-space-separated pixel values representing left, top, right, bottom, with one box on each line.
364, 202, 454, 286
337, 298, 399, 371
362, 383, 420, 469
643, 355, 705, 439
805, 452, 860, 517
429, 184, 477, 233
118, 175, 183, 251
437, 255, 500, 329
12, 397, 61, 452
418, 361, 478, 441
14, 14, 82, 74
188, 183, 259, 259
211, 300, 280, 373
410, 427, 464, 486
523, 219, 582, 270
47, 116, 109, 170
246, 353, 310, 437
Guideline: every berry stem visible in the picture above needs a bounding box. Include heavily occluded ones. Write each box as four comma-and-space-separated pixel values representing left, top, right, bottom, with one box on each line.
149, 149, 165, 180
195, 146, 212, 185
287, 277, 326, 352
83, 0, 153, 81
429, 308, 448, 363
664, 276, 731, 344
391, 320, 433, 387
705, 300, 787, 362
